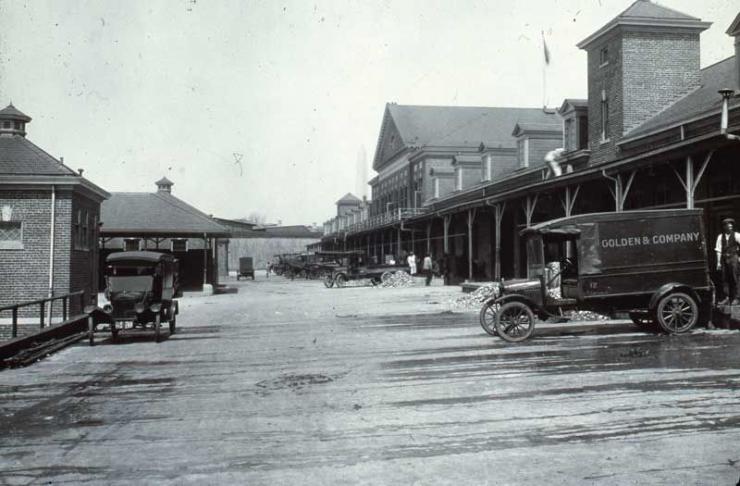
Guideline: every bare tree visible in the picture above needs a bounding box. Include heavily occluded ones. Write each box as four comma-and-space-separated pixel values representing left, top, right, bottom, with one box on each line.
244, 211, 268, 225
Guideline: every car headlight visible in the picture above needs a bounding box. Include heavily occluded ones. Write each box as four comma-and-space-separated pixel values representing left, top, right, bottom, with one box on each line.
149, 303, 162, 313
103, 304, 113, 313
134, 302, 146, 314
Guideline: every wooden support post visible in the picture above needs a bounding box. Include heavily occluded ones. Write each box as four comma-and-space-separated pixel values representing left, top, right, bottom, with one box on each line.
202, 235, 208, 287
443, 215, 451, 254
608, 171, 636, 212
467, 208, 477, 281
381, 231, 385, 262
426, 221, 432, 254
397, 227, 402, 257
673, 152, 713, 209
560, 185, 581, 217
494, 203, 506, 280
523, 194, 538, 227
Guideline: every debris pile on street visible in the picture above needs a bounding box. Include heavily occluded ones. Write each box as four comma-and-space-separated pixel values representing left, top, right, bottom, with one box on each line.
566, 310, 610, 321
380, 271, 414, 288
448, 283, 500, 310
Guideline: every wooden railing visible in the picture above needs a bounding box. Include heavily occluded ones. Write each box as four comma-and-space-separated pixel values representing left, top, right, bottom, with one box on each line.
0, 291, 87, 339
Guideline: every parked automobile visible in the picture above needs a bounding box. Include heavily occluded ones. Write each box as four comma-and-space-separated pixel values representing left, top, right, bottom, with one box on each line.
87, 251, 181, 344
479, 209, 713, 342
321, 250, 408, 287
237, 257, 255, 280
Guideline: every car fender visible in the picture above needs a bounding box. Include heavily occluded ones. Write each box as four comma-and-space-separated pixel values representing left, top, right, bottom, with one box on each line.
494, 293, 538, 309
648, 283, 701, 311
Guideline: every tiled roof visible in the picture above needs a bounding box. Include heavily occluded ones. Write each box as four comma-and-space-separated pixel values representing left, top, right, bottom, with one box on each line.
386, 104, 560, 150
625, 55, 738, 139
101, 191, 229, 236
577, 0, 710, 49
617, 0, 700, 21
0, 104, 31, 122
0, 136, 78, 176
336, 193, 361, 205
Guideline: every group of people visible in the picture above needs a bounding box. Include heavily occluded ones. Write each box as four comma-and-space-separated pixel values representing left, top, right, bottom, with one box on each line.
405, 252, 435, 286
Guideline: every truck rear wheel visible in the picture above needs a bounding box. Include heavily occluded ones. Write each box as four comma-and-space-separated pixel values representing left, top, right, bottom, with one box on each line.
323, 275, 334, 288
495, 301, 535, 342
335, 274, 347, 288
655, 292, 698, 334
479, 300, 500, 336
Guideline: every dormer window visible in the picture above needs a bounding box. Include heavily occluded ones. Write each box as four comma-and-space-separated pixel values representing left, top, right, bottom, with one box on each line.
599, 46, 609, 66
2, 121, 9, 129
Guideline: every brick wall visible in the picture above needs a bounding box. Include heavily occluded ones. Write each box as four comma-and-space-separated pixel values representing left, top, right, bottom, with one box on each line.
623, 31, 701, 135
0, 187, 101, 320
587, 29, 702, 165
587, 32, 624, 165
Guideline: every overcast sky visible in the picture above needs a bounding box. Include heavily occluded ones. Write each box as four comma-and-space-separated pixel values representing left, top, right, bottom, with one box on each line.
0, 0, 736, 225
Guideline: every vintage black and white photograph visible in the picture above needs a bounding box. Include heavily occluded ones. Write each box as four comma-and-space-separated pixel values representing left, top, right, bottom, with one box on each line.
2, 0, 740, 484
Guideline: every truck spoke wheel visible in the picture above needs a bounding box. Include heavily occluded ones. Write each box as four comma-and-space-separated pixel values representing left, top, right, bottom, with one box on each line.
479, 301, 500, 336
335, 274, 347, 288
656, 292, 698, 334
323, 275, 334, 288
494, 302, 535, 342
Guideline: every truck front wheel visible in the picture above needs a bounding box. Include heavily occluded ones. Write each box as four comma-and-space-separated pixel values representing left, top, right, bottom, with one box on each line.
495, 301, 536, 342
655, 292, 698, 334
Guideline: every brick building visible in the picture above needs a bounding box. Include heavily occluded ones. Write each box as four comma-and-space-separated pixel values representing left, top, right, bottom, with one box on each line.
320, 1, 740, 286
0, 103, 109, 314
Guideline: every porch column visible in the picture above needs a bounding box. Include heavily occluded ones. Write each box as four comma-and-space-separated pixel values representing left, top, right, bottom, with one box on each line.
523, 194, 538, 227
673, 152, 713, 209
467, 208, 477, 281
493, 203, 506, 280
443, 215, 451, 254
426, 221, 432, 254
607, 171, 636, 212
202, 234, 210, 292
381, 231, 385, 262
560, 185, 581, 217
397, 227, 402, 257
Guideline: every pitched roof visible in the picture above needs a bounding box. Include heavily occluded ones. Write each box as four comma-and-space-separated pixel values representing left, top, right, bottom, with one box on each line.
577, 0, 710, 49
373, 104, 561, 168
156, 176, 174, 186
728, 12, 740, 36
100, 191, 229, 236
0, 104, 31, 122
253, 225, 323, 239
0, 136, 78, 176
558, 99, 588, 114
336, 193, 361, 205
624, 55, 739, 140
512, 121, 563, 136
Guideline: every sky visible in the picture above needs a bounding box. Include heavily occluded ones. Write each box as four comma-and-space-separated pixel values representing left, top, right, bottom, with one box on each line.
0, 0, 736, 225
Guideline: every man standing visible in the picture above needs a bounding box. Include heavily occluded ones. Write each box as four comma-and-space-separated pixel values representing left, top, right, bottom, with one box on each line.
422, 253, 433, 286
715, 217, 740, 305
407, 251, 417, 275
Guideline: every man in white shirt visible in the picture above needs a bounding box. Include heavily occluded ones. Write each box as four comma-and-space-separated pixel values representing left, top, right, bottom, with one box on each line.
407, 252, 417, 275
715, 217, 740, 305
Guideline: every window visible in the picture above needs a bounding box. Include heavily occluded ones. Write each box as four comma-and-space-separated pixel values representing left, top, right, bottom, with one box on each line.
599, 47, 608, 66
82, 211, 89, 249
2, 121, 9, 129
600, 89, 609, 141
0, 221, 23, 249
13, 121, 21, 130
563, 118, 573, 151
518, 138, 530, 168
124, 238, 141, 251
171, 239, 188, 252
73, 210, 81, 249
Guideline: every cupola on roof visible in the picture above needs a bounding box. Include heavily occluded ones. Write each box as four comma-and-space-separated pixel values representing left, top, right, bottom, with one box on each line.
0, 103, 32, 137
156, 177, 174, 193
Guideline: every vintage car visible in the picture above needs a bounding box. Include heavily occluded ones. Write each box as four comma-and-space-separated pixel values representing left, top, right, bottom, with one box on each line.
237, 257, 255, 280
479, 209, 714, 342
87, 251, 181, 344
321, 250, 408, 287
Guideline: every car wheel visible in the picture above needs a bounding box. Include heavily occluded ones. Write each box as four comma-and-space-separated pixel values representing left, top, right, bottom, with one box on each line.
380, 271, 393, 283
323, 275, 335, 288
335, 274, 347, 288
655, 292, 698, 334
479, 300, 500, 336
494, 301, 536, 342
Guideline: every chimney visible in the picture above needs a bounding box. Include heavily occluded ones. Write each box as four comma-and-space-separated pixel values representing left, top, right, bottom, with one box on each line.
728, 13, 740, 91
78, 168, 84, 176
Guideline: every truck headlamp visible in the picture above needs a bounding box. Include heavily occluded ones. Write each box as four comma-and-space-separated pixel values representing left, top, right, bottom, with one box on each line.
134, 302, 146, 314
149, 303, 162, 313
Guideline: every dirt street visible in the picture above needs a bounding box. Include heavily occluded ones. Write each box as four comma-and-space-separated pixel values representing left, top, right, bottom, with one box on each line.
2, 277, 740, 485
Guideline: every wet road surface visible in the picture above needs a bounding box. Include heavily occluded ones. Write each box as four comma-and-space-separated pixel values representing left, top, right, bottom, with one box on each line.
2, 277, 740, 485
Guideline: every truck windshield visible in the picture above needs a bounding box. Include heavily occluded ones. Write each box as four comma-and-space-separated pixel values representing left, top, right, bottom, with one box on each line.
526, 237, 544, 277
107, 276, 153, 292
